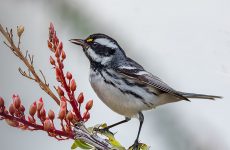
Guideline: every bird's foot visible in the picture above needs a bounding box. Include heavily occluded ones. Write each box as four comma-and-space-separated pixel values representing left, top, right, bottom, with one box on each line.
93, 126, 114, 135
129, 139, 140, 150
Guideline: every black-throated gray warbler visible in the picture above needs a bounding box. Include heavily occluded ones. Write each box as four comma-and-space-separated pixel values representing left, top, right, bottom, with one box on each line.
70, 34, 222, 149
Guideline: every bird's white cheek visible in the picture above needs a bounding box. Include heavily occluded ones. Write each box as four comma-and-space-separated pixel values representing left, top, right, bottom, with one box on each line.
86, 48, 112, 65
86, 48, 99, 61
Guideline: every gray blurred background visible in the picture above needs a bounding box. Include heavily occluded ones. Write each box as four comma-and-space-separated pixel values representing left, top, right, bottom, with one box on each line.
0, 0, 230, 150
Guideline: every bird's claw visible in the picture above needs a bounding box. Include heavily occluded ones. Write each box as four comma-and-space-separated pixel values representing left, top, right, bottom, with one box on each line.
129, 140, 140, 150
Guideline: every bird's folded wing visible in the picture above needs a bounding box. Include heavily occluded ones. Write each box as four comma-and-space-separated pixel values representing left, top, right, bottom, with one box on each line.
115, 67, 189, 100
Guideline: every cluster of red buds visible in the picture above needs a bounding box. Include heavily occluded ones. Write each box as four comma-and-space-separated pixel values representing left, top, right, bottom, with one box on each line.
0, 23, 94, 140
0, 95, 75, 139
48, 23, 93, 122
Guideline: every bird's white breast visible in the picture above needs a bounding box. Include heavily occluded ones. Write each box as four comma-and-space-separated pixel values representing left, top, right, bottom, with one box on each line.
89, 69, 157, 118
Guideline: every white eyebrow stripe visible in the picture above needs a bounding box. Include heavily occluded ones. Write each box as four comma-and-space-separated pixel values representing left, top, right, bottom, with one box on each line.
95, 38, 118, 49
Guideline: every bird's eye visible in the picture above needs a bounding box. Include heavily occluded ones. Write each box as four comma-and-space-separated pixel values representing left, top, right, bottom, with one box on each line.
91, 42, 98, 48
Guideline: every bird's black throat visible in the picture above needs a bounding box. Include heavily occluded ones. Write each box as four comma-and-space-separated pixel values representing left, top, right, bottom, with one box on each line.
90, 60, 105, 71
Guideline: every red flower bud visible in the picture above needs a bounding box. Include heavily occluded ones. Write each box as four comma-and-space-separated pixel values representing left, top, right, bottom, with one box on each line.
66, 111, 73, 121
58, 42, 63, 51
52, 33, 56, 41
55, 67, 61, 78
5, 119, 19, 127
83, 111, 90, 121
70, 79, 77, 91
55, 37, 59, 46
0, 97, 4, 108
19, 105, 25, 113
50, 56, 55, 65
61, 50, 66, 60
58, 108, 66, 120
9, 103, 15, 115
4, 108, 8, 114
57, 86, 64, 96
55, 48, 60, 58
29, 102, 37, 116
48, 110, 55, 120
28, 116, 35, 123
66, 72, 72, 80
37, 98, 44, 111
85, 100, 93, 110
40, 107, 46, 119
59, 61, 64, 69
13, 95, 21, 109
44, 119, 52, 131
48, 41, 53, 51
49, 22, 54, 34
77, 92, 84, 104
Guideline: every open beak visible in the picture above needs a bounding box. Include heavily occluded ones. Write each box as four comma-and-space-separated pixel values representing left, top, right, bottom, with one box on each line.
69, 39, 88, 49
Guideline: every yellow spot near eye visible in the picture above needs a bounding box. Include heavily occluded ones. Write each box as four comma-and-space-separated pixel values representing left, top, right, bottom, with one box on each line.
86, 38, 93, 42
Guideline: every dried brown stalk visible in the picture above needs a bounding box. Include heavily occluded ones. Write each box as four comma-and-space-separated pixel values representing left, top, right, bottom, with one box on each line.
0, 24, 60, 105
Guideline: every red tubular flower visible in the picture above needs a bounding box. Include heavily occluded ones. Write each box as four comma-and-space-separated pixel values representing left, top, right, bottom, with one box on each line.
37, 98, 44, 111
60, 97, 67, 109
58, 42, 63, 52
44, 119, 52, 131
49, 22, 54, 35
55, 67, 61, 79
85, 100, 93, 110
40, 107, 46, 122
50, 56, 55, 65
55, 49, 60, 58
66, 111, 73, 122
9, 103, 15, 115
0, 97, 4, 108
48, 110, 55, 121
5, 119, 19, 127
83, 111, 90, 121
48, 41, 53, 51
70, 79, 77, 92
58, 108, 66, 120
28, 116, 35, 123
61, 50, 66, 60
13, 95, 21, 109
59, 61, 64, 69
29, 101, 37, 116
77, 92, 84, 104
19, 105, 25, 113
57, 86, 64, 96
66, 72, 72, 80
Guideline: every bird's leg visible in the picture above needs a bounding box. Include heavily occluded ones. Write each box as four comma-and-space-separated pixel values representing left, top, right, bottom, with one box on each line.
130, 112, 144, 150
94, 117, 130, 134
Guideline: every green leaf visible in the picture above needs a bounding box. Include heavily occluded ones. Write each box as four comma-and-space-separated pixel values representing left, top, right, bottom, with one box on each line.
128, 143, 150, 150
71, 139, 93, 150
99, 129, 125, 150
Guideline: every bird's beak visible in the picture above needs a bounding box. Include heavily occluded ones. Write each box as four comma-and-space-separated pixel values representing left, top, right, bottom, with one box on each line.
69, 39, 88, 49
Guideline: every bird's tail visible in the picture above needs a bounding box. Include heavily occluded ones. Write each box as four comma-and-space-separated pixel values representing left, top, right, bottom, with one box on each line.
180, 92, 222, 100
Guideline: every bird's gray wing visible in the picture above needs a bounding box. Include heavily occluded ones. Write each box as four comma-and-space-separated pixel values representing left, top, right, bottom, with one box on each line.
115, 66, 189, 100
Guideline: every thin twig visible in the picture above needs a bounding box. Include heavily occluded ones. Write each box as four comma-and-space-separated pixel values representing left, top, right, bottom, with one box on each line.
39, 70, 48, 85
0, 24, 60, 105
18, 67, 36, 81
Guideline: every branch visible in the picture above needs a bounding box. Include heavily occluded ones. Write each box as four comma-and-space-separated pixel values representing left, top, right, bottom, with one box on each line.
74, 122, 112, 150
0, 24, 60, 105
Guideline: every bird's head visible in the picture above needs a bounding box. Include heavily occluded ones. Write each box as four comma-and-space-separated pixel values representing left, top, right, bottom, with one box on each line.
70, 33, 126, 67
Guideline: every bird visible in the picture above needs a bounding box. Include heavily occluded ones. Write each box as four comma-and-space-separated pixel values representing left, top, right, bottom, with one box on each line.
69, 34, 222, 150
